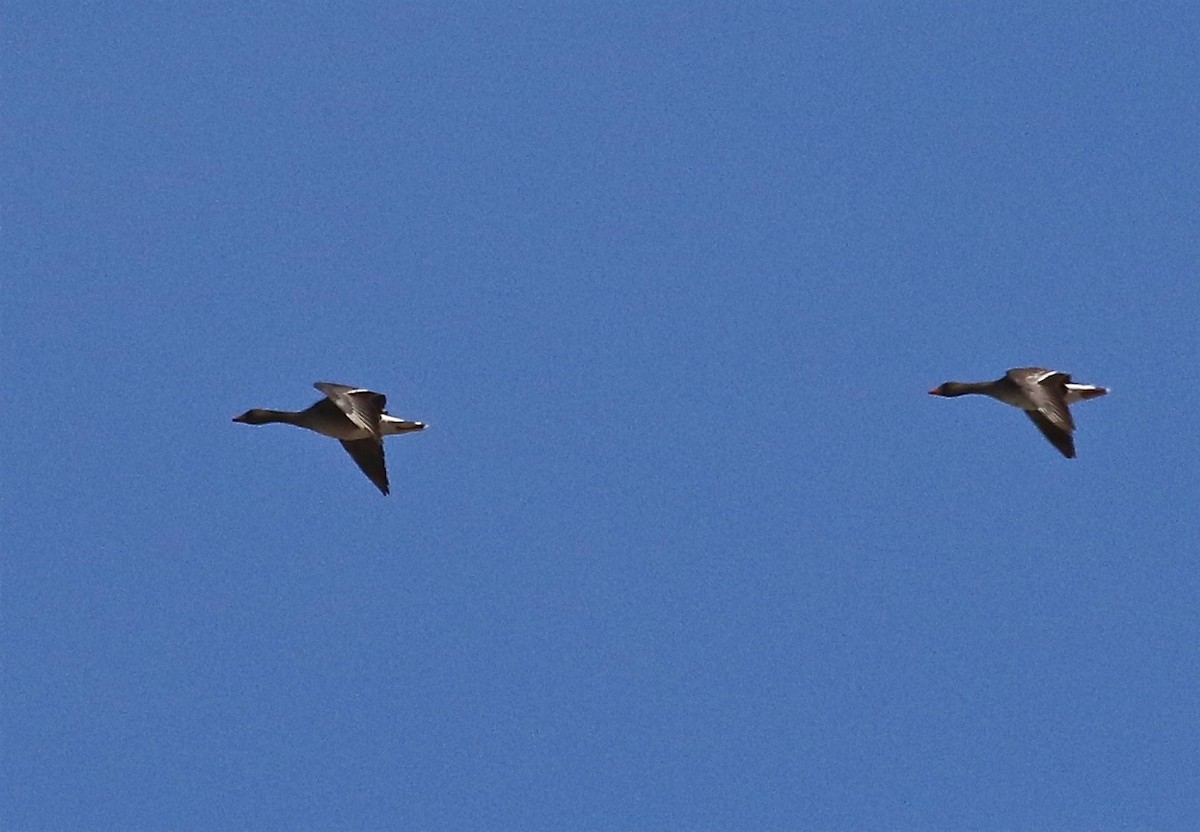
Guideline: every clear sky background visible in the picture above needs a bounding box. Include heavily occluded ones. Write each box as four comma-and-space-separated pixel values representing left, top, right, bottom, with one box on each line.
5, 4, 1199, 830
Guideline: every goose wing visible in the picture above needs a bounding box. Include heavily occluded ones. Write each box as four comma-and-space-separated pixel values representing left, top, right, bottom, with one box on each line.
338, 438, 390, 495
1024, 410, 1076, 458
1032, 371, 1075, 433
1007, 368, 1075, 432
314, 382, 386, 441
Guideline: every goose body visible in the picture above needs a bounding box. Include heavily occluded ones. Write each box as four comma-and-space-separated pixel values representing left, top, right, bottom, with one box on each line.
233, 382, 425, 495
929, 367, 1107, 458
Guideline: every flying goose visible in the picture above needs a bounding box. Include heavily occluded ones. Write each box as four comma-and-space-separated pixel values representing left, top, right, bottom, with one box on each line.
929, 367, 1108, 458
233, 382, 425, 494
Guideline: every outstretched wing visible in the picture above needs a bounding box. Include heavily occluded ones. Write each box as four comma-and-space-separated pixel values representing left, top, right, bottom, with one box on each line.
1024, 410, 1075, 459
339, 438, 390, 495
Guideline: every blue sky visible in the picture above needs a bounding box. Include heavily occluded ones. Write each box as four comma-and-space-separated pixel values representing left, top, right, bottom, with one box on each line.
5, 4, 1199, 830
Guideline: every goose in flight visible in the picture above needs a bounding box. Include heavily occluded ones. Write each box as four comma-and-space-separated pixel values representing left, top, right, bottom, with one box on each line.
233, 382, 425, 494
929, 367, 1107, 458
